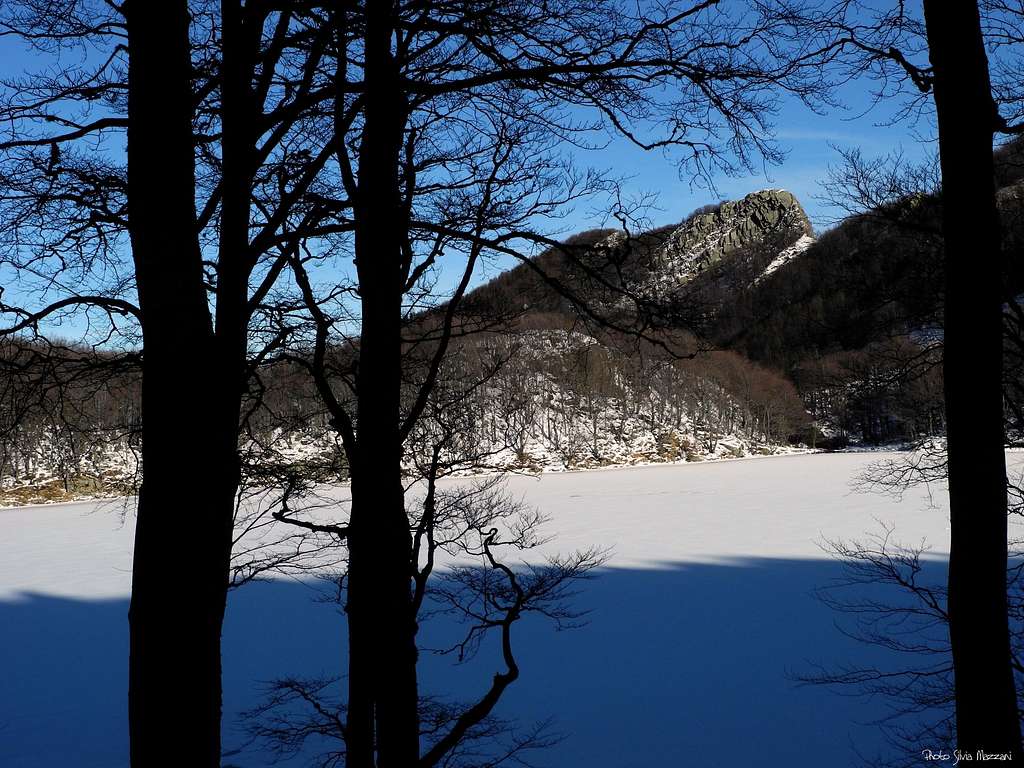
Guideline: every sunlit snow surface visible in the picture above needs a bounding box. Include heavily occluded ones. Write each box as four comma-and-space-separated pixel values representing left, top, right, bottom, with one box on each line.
756, 233, 816, 284
3, 453, 1019, 767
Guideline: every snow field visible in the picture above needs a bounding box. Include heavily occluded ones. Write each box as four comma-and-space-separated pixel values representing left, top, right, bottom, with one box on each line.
2, 452, 1011, 767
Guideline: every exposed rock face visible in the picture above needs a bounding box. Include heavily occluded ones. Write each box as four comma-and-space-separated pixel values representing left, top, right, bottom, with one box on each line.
460, 188, 817, 318
998, 179, 1024, 215
661, 189, 812, 272
631, 189, 813, 300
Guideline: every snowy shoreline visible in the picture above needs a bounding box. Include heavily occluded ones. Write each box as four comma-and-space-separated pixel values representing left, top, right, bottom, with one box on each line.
0, 443, 902, 510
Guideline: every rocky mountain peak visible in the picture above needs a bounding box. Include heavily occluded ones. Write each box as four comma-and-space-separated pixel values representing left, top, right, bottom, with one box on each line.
462, 188, 818, 317
633, 189, 814, 299
661, 189, 813, 271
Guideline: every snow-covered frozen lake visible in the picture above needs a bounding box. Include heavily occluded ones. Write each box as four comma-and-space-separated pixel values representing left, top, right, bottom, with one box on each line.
0, 452, 1001, 767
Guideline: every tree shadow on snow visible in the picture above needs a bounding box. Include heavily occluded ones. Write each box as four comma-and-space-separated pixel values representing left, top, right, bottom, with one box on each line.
0, 558, 949, 768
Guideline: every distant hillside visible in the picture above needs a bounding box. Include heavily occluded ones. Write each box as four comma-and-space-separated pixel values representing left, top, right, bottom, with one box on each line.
9, 142, 1024, 503
465, 189, 813, 331
460, 140, 1024, 446
714, 195, 945, 370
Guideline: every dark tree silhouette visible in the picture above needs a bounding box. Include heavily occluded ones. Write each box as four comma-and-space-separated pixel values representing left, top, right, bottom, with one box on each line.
0, 2, 345, 764
0, 1, 820, 764
264, 1, 827, 764
248, 468, 603, 768
923, 0, 1021, 754
786, 1, 1024, 753
123, 3, 234, 764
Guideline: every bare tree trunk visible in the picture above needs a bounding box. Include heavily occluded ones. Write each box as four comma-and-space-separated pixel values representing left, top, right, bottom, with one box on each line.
923, 0, 1023, 755
126, 3, 236, 765
346, 2, 420, 765
214, 0, 250, 598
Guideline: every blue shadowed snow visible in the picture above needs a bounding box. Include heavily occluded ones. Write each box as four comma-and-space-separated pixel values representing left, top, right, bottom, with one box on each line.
0, 558, 944, 768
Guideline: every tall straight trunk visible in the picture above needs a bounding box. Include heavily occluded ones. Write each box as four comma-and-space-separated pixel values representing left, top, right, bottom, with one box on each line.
345, 2, 420, 765
215, 0, 250, 552
126, 3, 237, 765
923, 0, 1023, 755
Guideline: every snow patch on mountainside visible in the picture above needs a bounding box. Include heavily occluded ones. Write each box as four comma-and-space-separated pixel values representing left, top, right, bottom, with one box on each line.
0, 437, 139, 506
1, 329, 809, 507
756, 233, 816, 284
409, 328, 809, 477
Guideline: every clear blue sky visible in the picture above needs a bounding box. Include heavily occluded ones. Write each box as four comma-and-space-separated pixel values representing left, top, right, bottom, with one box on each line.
565, 88, 937, 237
0, 17, 942, 325
464, 82, 938, 286
0, 12, 936, 243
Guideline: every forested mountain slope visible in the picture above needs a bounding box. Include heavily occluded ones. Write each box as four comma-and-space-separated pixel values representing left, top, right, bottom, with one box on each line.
7, 142, 1024, 504
463, 140, 1024, 448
